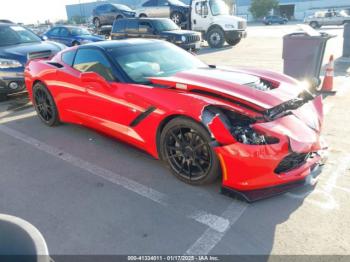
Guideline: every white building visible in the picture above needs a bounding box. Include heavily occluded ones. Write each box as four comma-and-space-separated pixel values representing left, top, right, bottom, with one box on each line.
235, 0, 350, 21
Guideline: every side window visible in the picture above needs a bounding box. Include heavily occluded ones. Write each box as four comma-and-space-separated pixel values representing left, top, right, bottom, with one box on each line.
143, 0, 157, 7
126, 20, 139, 33
61, 50, 76, 66
113, 20, 126, 33
195, 2, 208, 16
49, 28, 60, 36
107, 4, 116, 12
158, 0, 169, 6
139, 21, 153, 33
73, 49, 115, 81
59, 28, 69, 37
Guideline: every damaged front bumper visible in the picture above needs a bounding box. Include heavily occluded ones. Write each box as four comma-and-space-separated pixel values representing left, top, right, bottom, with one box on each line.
217, 144, 328, 202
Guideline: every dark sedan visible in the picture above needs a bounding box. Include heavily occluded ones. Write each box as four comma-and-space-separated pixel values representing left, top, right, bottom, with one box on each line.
263, 15, 288, 25
93, 3, 136, 28
43, 26, 104, 47
0, 23, 65, 101
111, 18, 201, 51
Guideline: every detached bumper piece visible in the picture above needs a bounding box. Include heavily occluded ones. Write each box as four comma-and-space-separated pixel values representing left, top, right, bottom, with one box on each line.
221, 179, 305, 203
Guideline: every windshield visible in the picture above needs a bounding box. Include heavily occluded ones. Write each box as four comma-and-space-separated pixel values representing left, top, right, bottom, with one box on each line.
114, 4, 133, 11
169, 0, 186, 6
70, 27, 91, 36
0, 25, 41, 46
210, 0, 229, 16
108, 42, 207, 84
154, 19, 179, 31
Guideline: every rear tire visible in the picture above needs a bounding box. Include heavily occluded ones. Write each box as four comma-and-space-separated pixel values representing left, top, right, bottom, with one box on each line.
160, 117, 220, 185
72, 41, 80, 46
310, 21, 319, 29
170, 11, 183, 25
33, 82, 60, 126
139, 14, 147, 18
207, 28, 225, 48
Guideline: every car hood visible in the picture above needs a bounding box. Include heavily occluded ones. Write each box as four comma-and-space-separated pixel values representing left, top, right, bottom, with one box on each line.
149, 67, 304, 111
0, 41, 64, 64
161, 30, 199, 36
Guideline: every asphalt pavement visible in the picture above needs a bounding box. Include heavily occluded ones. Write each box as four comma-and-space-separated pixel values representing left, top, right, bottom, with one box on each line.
0, 24, 349, 257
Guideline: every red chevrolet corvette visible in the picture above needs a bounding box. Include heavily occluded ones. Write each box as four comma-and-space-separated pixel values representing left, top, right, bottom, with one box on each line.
25, 39, 327, 201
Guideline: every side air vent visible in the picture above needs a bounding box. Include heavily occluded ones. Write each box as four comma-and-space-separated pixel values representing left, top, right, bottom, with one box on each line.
46, 62, 64, 68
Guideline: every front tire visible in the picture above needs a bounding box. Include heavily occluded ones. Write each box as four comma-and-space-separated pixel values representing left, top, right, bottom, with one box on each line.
72, 41, 80, 46
139, 14, 147, 18
160, 117, 220, 185
33, 82, 60, 126
207, 28, 225, 48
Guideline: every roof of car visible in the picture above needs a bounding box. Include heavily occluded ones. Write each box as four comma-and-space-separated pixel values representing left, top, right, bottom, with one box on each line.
83, 39, 164, 49
119, 17, 170, 21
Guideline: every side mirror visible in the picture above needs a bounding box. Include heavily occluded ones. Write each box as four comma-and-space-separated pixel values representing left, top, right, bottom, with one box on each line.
81, 72, 110, 89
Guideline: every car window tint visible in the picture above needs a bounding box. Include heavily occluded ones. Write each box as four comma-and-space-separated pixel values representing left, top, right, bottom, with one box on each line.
61, 50, 76, 66
126, 20, 139, 33
59, 28, 69, 37
139, 21, 152, 33
113, 20, 126, 32
73, 49, 115, 81
143, 0, 157, 7
158, 0, 169, 6
50, 28, 60, 36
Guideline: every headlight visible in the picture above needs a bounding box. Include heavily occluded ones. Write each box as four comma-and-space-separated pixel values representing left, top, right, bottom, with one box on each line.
225, 24, 235, 29
0, 58, 22, 69
232, 126, 279, 145
181, 36, 186, 42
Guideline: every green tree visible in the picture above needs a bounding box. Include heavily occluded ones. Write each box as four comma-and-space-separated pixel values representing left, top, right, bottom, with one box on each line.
249, 0, 279, 19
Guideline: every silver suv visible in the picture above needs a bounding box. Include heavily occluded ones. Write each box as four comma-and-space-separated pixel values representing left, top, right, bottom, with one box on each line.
305, 10, 350, 28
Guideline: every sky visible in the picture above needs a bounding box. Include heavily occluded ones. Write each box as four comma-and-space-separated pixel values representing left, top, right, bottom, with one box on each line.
0, 0, 85, 24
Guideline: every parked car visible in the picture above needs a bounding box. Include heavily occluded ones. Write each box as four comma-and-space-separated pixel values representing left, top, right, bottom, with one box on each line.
136, 0, 189, 26
92, 3, 136, 28
304, 10, 350, 28
43, 26, 104, 47
25, 39, 327, 202
111, 18, 201, 51
0, 19, 14, 24
0, 22, 65, 101
263, 15, 288, 25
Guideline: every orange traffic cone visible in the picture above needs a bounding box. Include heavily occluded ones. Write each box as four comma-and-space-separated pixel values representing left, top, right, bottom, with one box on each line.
320, 55, 336, 93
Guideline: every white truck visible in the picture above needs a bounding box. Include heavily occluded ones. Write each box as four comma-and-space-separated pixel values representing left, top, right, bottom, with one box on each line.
305, 10, 350, 28
188, 0, 247, 48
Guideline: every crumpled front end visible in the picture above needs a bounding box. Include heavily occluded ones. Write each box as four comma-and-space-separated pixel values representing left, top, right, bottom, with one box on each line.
203, 95, 327, 202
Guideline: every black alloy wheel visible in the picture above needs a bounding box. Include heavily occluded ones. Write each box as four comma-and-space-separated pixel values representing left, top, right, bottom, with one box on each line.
160, 118, 220, 185
33, 83, 60, 126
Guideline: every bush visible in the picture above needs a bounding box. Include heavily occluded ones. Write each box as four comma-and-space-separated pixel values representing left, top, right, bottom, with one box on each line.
249, 0, 279, 19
